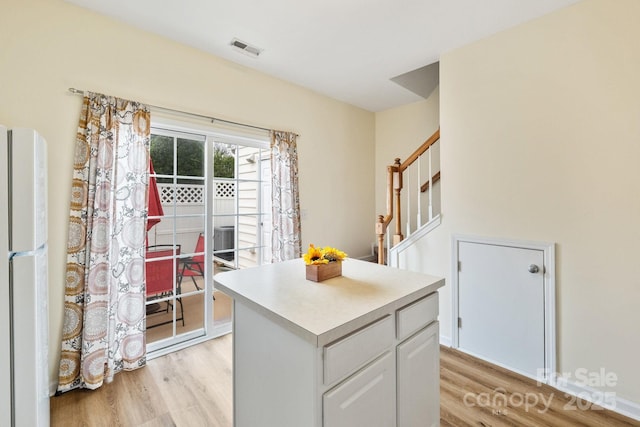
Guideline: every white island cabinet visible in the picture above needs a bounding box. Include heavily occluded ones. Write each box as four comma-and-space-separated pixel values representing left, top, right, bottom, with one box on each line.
214, 259, 444, 427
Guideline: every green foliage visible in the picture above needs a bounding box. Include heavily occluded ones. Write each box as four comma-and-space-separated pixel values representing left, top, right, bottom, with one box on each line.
177, 138, 204, 178
150, 135, 236, 183
150, 135, 174, 180
214, 145, 234, 178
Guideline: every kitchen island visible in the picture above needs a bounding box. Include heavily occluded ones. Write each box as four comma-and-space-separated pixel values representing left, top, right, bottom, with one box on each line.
214, 258, 444, 427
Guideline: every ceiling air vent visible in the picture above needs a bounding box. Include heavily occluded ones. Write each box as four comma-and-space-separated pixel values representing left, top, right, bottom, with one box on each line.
230, 38, 262, 58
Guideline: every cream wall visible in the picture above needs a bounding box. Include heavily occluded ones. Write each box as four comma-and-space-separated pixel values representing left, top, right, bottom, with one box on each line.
0, 0, 375, 388
374, 90, 440, 252
374, 90, 449, 345
397, 0, 640, 406
375, 90, 440, 215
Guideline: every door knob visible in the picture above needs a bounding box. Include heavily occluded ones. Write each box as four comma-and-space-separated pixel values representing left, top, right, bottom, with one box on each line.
528, 264, 540, 274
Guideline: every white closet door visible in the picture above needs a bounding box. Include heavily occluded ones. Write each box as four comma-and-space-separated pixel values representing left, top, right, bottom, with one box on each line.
458, 241, 545, 378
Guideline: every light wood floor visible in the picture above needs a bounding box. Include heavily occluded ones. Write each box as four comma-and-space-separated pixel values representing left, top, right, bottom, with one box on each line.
439, 346, 639, 427
50, 334, 233, 427
51, 338, 639, 427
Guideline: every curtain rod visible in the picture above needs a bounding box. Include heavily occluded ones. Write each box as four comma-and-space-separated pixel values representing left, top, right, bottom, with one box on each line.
68, 87, 298, 136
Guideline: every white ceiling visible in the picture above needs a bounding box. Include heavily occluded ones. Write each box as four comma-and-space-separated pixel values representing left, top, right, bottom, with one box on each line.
66, 0, 581, 112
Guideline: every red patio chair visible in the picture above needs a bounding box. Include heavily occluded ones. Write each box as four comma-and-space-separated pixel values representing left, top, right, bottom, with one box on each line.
179, 233, 205, 291
145, 245, 184, 327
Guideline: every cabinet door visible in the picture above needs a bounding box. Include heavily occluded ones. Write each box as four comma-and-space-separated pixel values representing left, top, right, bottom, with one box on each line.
397, 322, 439, 427
323, 351, 394, 427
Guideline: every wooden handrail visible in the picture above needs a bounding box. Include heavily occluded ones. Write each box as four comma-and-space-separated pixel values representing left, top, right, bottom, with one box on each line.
392, 158, 403, 245
376, 128, 441, 264
420, 171, 441, 193
399, 128, 440, 173
386, 162, 398, 225
376, 161, 400, 264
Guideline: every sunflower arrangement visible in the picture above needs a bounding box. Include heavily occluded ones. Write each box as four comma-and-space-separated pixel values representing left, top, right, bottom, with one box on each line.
302, 244, 348, 265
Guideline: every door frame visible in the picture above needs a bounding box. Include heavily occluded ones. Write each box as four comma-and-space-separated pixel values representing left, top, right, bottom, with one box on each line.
451, 234, 556, 384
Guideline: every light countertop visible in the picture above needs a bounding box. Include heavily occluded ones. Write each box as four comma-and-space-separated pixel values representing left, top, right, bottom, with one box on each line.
214, 258, 444, 347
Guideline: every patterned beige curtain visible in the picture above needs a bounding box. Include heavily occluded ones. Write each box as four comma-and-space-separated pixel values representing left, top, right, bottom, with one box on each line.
57, 93, 151, 392
270, 130, 302, 262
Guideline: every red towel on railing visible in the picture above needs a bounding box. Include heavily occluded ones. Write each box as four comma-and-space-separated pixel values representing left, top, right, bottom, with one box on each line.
147, 160, 164, 231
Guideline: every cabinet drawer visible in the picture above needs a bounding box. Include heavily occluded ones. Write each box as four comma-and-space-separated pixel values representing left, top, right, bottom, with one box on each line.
323, 351, 395, 427
396, 293, 438, 341
324, 315, 394, 385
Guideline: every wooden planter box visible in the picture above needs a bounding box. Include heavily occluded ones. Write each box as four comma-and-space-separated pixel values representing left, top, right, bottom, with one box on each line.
306, 261, 342, 282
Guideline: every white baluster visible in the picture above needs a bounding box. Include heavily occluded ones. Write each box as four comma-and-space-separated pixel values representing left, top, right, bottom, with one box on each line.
428, 148, 433, 221
406, 168, 411, 237
417, 156, 422, 229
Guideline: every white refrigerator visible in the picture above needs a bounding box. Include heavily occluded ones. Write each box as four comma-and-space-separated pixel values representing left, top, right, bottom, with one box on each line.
0, 126, 49, 427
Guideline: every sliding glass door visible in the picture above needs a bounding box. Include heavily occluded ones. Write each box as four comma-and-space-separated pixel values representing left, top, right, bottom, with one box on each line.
212, 141, 271, 270
145, 121, 271, 355
146, 128, 208, 351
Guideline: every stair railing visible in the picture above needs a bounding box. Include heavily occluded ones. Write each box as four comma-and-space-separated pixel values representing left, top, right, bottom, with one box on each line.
376, 128, 440, 264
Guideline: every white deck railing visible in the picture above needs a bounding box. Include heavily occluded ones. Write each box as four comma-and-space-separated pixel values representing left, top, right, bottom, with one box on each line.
157, 182, 235, 205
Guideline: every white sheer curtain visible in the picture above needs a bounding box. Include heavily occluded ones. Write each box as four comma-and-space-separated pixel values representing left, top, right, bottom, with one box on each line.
270, 130, 302, 262
57, 92, 151, 392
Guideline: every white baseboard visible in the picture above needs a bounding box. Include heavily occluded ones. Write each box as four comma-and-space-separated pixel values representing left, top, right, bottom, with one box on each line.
50, 380, 58, 397
552, 376, 640, 422
439, 335, 451, 347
